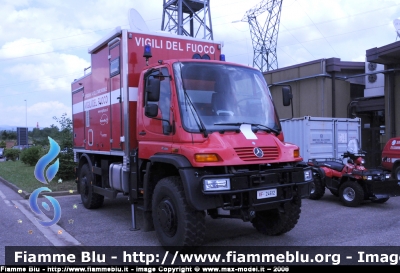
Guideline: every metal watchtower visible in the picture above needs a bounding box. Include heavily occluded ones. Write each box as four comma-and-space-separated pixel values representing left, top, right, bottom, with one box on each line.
161, 0, 213, 40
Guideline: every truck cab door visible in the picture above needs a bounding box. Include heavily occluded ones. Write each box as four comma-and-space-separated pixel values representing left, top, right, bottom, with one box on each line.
139, 67, 174, 151
109, 39, 123, 150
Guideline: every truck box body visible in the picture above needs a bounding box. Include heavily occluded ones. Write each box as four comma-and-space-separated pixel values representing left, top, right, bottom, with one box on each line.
72, 27, 222, 156
280, 116, 361, 162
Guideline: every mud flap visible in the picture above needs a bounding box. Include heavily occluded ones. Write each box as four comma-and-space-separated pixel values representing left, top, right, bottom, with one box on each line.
372, 179, 400, 197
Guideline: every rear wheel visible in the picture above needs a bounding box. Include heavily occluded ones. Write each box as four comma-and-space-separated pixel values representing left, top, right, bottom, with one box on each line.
152, 176, 205, 248
339, 181, 364, 207
251, 195, 301, 236
78, 164, 104, 209
309, 174, 325, 200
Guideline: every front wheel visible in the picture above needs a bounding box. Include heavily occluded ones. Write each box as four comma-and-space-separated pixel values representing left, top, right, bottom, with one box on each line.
339, 181, 364, 207
372, 197, 390, 204
152, 176, 205, 248
392, 166, 400, 180
78, 164, 104, 209
309, 174, 325, 200
251, 195, 302, 236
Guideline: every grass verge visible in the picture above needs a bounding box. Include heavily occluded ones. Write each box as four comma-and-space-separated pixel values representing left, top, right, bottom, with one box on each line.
0, 160, 76, 193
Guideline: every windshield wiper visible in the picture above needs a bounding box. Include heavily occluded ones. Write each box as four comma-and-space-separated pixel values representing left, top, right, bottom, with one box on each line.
180, 64, 208, 137
214, 122, 280, 135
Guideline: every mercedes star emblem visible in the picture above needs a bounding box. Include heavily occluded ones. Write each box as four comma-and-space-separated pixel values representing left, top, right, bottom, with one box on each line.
253, 147, 264, 158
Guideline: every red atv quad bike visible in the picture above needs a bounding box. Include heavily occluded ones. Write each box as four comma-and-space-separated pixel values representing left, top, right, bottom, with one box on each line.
305, 139, 393, 207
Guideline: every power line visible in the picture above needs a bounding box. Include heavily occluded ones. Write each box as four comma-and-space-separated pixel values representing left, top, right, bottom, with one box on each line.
0, 1, 398, 91
0, 72, 82, 88
3, 1, 395, 51
0, 44, 93, 62
294, 0, 340, 57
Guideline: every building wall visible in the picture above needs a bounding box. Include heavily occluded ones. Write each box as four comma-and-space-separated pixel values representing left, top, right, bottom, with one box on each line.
365, 41, 400, 143
334, 80, 352, 118
264, 59, 353, 120
384, 69, 400, 143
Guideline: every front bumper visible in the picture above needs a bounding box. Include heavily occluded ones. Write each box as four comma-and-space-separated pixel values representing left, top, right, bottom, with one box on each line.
370, 178, 400, 197
179, 165, 313, 211
352, 169, 399, 197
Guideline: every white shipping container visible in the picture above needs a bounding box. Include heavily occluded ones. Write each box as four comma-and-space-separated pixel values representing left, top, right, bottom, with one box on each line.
280, 116, 361, 162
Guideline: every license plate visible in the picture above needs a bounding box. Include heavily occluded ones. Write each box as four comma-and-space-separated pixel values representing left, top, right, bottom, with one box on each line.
257, 188, 277, 199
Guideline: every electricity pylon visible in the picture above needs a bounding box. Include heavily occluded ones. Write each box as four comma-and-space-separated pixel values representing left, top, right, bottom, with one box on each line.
240, 0, 283, 72
161, 0, 213, 40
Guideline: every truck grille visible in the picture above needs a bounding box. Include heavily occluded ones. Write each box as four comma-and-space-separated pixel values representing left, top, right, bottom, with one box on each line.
234, 146, 279, 161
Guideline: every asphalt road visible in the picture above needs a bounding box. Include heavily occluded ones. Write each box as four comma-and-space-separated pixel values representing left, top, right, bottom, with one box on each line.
1, 179, 400, 265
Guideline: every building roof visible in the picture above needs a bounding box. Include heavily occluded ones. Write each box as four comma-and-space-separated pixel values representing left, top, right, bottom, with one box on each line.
366, 41, 400, 65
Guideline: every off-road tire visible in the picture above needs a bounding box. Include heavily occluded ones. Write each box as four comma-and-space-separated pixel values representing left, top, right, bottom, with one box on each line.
79, 164, 104, 209
152, 176, 205, 248
339, 181, 364, 207
309, 174, 325, 200
392, 166, 400, 180
251, 194, 301, 236
372, 197, 390, 204
329, 189, 339, 197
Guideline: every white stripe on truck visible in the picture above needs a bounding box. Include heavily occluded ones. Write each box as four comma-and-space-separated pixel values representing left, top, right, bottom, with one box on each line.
72, 87, 138, 114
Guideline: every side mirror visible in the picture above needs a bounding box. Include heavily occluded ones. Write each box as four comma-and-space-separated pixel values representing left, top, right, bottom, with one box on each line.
146, 78, 160, 102
145, 104, 159, 118
282, 86, 292, 106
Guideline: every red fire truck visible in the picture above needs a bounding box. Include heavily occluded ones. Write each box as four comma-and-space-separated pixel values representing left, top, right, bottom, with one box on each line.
71, 26, 313, 248
382, 137, 400, 179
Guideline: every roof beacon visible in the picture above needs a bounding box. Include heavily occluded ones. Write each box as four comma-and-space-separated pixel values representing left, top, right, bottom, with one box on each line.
143, 44, 152, 65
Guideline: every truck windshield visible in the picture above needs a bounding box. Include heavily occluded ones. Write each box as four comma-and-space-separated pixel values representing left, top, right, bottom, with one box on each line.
173, 62, 281, 134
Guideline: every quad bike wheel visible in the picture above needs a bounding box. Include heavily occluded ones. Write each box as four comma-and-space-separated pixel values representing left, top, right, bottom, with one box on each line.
339, 181, 364, 207
251, 195, 301, 235
392, 166, 400, 180
309, 174, 325, 200
152, 176, 205, 248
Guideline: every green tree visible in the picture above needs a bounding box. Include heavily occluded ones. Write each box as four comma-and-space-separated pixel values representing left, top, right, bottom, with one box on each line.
31, 125, 60, 146
53, 113, 74, 180
1, 130, 8, 140
7, 130, 17, 140
4, 149, 20, 161
0, 140, 5, 149
20, 146, 42, 166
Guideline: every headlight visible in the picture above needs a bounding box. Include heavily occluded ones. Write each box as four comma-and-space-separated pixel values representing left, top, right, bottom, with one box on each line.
304, 169, 313, 181
385, 174, 391, 179
363, 176, 373, 180
361, 159, 365, 164
203, 178, 231, 191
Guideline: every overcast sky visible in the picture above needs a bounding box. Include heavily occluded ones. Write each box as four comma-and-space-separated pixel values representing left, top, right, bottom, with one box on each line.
0, 0, 399, 129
